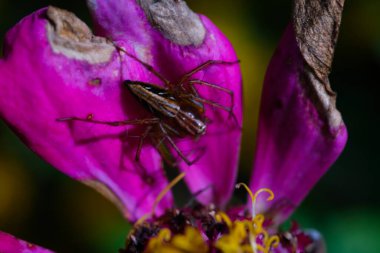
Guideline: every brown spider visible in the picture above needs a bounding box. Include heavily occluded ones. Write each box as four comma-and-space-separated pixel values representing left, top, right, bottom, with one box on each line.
58, 45, 239, 166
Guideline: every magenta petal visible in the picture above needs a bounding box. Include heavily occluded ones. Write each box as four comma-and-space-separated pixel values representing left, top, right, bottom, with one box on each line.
249, 24, 347, 224
175, 16, 243, 207
0, 231, 53, 253
87, 0, 243, 206
0, 7, 172, 221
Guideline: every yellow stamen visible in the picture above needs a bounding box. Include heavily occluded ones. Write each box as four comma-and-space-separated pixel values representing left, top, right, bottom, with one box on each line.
235, 183, 274, 218
214, 221, 249, 252
253, 188, 275, 202
215, 212, 233, 228
264, 235, 280, 253
257, 244, 266, 252
233, 184, 277, 253
251, 188, 274, 218
252, 214, 264, 233
153, 172, 186, 214
236, 183, 255, 213
136, 172, 186, 225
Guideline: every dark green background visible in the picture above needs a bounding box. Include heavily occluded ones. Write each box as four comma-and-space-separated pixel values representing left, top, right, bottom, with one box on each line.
0, 1, 379, 252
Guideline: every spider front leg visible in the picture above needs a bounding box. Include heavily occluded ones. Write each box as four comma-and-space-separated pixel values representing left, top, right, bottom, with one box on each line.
179, 59, 240, 84
57, 115, 161, 126
112, 43, 172, 88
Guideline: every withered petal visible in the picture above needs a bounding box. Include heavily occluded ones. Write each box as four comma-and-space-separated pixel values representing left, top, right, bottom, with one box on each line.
249, 0, 347, 225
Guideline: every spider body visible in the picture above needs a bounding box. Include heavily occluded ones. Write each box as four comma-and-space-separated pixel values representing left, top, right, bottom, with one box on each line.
125, 80, 206, 138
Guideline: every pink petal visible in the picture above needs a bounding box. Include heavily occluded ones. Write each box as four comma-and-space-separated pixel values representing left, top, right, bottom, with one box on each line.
0, 231, 53, 253
250, 0, 347, 225
0, 0, 242, 222
87, 0, 243, 207
176, 16, 242, 207
0, 7, 172, 221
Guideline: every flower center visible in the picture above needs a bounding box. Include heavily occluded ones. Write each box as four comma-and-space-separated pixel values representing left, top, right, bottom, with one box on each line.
122, 175, 280, 253
122, 204, 280, 253
120, 175, 315, 253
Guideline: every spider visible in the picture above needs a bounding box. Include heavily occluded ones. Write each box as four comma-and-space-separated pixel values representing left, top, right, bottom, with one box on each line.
58, 45, 239, 166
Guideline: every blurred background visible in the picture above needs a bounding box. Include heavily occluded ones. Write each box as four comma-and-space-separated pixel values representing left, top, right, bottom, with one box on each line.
0, 0, 379, 252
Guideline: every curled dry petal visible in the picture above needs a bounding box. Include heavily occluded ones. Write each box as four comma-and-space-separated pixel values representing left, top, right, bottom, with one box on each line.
0, 231, 53, 253
0, 0, 242, 220
250, 0, 347, 224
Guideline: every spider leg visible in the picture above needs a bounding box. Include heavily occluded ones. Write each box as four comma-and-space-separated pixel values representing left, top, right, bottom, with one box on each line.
152, 135, 178, 168
183, 145, 206, 165
159, 146, 178, 168
184, 185, 213, 208
125, 80, 169, 91
134, 162, 161, 186
152, 123, 184, 168
179, 60, 239, 84
135, 125, 155, 162
179, 94, 241, 129
112, 43, 171, 87
165, 135, 196, 166
187, 79, 234, 109
158, 124, 204, 166
181, 95, 231, 113
57, 116, 160, 127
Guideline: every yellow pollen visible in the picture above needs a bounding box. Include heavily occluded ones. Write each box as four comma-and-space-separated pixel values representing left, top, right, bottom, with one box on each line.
144, 228, 171, 252
136, 172, 186, 225
144, 226, 208, 253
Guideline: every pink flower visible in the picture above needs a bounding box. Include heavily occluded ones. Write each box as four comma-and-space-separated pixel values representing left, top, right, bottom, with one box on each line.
0, 0, 346, 252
